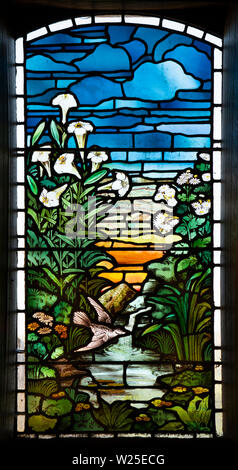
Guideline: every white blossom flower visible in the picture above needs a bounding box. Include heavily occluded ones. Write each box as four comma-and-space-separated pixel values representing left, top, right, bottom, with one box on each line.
98, 172, 130, 197
202, 173, 211, 182
177, 170, 200, 185
154, 184, 177, 207
31, 144, 52, 177
67, 121, 94, 159
199, 153, 210, 161
39, 184, 68, 208
87, 150, 108, 172
51, 93, 78, 124
192, 199, 211, 215
153, 212, 179, 235
32, 312, 54, 326
54, 153, 81, 179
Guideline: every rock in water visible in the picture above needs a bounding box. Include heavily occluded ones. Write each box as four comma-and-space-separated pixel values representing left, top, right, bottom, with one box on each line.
98, 282, 136, 316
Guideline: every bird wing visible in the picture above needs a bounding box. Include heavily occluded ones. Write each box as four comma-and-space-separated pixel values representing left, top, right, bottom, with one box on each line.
73, 311, 91, 328
87, 296, 111, 324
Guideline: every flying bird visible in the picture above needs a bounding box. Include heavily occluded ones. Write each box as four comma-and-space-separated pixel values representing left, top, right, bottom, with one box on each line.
73, 297, 127, 352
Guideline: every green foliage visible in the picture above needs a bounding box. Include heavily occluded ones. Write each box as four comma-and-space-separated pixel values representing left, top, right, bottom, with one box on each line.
31, 120, 46, 146
92, 399, 134, 432
148, 407, 177, 428
159, 369, 212, 389
28, 379, 58, 397
27, 175, 38, 195
27, 365, 56, 380
65, 379, 90, 404
27, 288, 57, 312
64, 326, 92, 355
73, 411, 104, 432
28, 415, 57, 432
42, 397, 73, 417
170, 396, 212, 432
53, 301, 72, 324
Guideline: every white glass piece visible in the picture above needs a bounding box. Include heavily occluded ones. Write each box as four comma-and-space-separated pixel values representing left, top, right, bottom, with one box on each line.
186, 26, 204, 38
213, 250, 221, 264
213, 107, 222, 140
214, 267, 221, 307
17, 157, 25, 183
215, 383, 223, 409
213, 151, 221, 180
214, 309, 221, 347
215, 413, 223, 437
125, 15, 160, 26
213, 142, 222, 148
17, 393, 25, 412
17, 212, 25, 236
27, 27, 48, 41
17, 271, 25, 310
95, 15, 122, 23
162, 19, 185, 32
17, 186, 25, 210
17, 364, 25, 389
214, 72, 222, 104
214, 48, 223, 69
17, 311, 25, 349
213, 182, 221, 220
213, 223, 221, 247
17, 415, 25, 433
49, 19, 73, 32
196, 434, 213, 438
18, 238, 25, 248
17, 251, 25, 268
17, 352, 25, 362
15, 38, 24, 64
215, 364, 222, 381
205, 33, 222, 48
155, 433, 189, 438
215, 349, 222, 362
16, 97, 24, 123
16, 125, 25, 148
16, 67, 24, 95
75, 17, 92, 25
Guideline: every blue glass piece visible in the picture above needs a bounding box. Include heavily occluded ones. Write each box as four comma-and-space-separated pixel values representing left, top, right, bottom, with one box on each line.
150, 110, 211, 117
28, 104, 55, 111
193, 40, 212, 56
164, 45, 211, 80
43, 52, 86, 63
145, 117, 209, 124
119, 40, 146, 63
115, 99, 158, 109
27, 73, 52, 78
144, 162, 194, 171
87, 115, 142, 128
64, 45, 95, 51
66, 136, 77, 148
156, 124, 211, 135
26, 55, 78, 72
128, 152, 162, 161
164, 151, 198, 161
123, 61, 200, 101
27, 80, 55, 96
79, 100, 115, 110
160, 100, 210, 109
143, 171, 179, 179
103, 162, 141, 172
154, 33, 193, 61
87, 133, 133, 148
84, 38, 107, 43
177, 91, 211, 100
57, 79, 77, 88
174, 135, 210, 148
119, 124, 154, 133
74, 44, 130, 72
110, 152, 127, 161
108, 26, 135, 45
27, 46, 62, 52
134, 27, 169, 54
135, 132, 171, 148
102, 72, 132, 78
70, 77, 122, 105
28, 89, 61, 104
120, 109, 148, 116
30, 33, 82, 45
203, 81, 211, 90
72, 26, 105, 32
27, 117, 43, 128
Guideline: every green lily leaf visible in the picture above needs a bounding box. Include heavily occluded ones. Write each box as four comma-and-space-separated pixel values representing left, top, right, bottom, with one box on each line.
50, 120, 61, 147
142, 324, 161, 336
84, 169, 108, 186
31, 121, 46, 146
27, 175, 38, 195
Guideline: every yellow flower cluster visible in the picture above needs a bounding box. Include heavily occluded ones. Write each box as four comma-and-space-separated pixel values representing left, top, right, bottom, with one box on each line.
192, 387, 209, 395
151, 399, 172, 408
195, 365, 204, 371
172, 386, 187, 393
136, 414, 151, 422
51, 391, 66, 398
75, 403, 91, 412
54, 324, 68, 339
28, 322, 39, 331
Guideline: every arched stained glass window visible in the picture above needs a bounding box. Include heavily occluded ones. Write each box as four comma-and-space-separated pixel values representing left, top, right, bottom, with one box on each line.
15, 14, 223, 438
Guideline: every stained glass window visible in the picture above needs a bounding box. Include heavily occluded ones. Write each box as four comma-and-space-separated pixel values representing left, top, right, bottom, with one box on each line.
15, 14, 223, 438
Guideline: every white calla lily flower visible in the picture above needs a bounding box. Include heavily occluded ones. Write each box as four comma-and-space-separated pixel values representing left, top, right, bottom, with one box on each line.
39, 184, 68, 208
87, 150, 108, 172
67, 121, 94, 160
31, 144, 52, 177
98, 172, 130, 197
51, 93, 78, 124
54, 153, 81, 179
